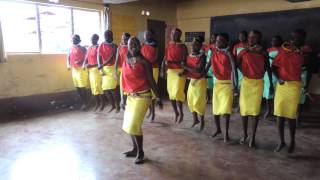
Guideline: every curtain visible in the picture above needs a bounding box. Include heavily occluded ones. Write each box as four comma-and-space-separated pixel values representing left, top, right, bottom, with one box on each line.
0, 20, 6, 62
104, 5, 111, 31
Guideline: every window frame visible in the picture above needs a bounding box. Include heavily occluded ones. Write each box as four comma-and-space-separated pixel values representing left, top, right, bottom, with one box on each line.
0, 0, 102, 55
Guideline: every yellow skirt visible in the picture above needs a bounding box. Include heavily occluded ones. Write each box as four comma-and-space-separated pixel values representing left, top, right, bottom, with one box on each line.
122, 91, 152, 136
274, 81, 302, 119
72, 67, 89, 88
101, 65, 117, 91
213, 80, 234, 115
167, 69, 186, 102
240, 77, 263, 116
151, 68, 159, 99
187, 78, 207, 116
88, 67, 103, 95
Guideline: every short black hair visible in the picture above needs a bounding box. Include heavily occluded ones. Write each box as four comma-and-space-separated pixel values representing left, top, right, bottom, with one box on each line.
240, 31, 248, 37
273, 35, 283, 44
175, 28, 182, 34
123, 32, 131, 38
218, 33, 229, 41
293, 28, 307, 38
194, 36, 204, 43
104, 30, 113, 37
250, 30, 262, 38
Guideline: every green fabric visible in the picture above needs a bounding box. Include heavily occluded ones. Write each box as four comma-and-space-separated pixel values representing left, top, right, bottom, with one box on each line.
300, 70, 307, 104
236, 47, 245, 90
206, 49, 215, 89
263, 50, 278, 99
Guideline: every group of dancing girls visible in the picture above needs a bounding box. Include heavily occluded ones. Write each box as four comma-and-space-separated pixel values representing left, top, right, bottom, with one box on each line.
67, 27, 312, 164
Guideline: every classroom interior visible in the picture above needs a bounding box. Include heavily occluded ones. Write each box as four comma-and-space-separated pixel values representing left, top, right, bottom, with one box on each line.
0, 0, 320, 179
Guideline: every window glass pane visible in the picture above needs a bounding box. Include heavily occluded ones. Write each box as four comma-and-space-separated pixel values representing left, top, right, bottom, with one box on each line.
0, 1, 39, 53
39, 5, 72, 53
73, 10, 101, 47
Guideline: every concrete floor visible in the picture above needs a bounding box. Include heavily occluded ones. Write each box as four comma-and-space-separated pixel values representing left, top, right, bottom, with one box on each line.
0, 101, 320, 180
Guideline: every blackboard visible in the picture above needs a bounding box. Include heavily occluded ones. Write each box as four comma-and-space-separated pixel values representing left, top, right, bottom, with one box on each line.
210, 8, 320, 71
185, 32, 205, 42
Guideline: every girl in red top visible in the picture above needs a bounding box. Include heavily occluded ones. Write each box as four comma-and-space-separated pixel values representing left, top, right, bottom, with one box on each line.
121, 37, 159, 164
67, 34, 89, 110
141, 30, 162, 122
179, 36, 207, 131
84, 34, 105, 111
98, 30, 119, 112
237, 30, 273, 148
115, 32, 130, 109
272, 29, 309, 154
207, 33, 237, 142
161, 28, 188, 124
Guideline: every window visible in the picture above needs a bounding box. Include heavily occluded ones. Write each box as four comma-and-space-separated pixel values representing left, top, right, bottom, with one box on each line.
0, 1, 101, 54
73, 10, 101, 48
0, 1, 39, 53
39, 5, 72, 53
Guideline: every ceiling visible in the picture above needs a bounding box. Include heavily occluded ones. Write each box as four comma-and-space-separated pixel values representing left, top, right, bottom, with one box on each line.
102, 0, 139, 4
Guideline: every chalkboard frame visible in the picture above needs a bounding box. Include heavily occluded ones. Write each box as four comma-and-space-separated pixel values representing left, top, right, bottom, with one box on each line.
210, 7, 320, 71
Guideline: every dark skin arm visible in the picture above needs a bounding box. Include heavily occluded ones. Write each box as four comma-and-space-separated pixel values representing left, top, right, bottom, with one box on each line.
98, 44, 118, 69
139, 58, 160, 98
180, 53, 207, 77
160, 47, 167, 78
114, 46, 121, 78
226, 51, 238, 92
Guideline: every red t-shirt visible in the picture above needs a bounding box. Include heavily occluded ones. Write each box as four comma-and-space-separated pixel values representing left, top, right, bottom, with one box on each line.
118, 45, 128, 68
186, 54, 203, 79
267, 47, 280, 53
239, 49, 266, 79
141, 44, 158, 68
121, 57, 150, 93
211, 49, 232, 80
69, 45, 86, 68
232, 42, 247, 57
86, 45, 98, 66
98, 42, 117, 66
165, 42, 186, 69
272, 48, 304, 81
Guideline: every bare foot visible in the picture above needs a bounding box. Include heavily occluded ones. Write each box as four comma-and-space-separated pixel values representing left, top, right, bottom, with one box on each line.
135, 151, 145, 165
191, 120, 200, 128
149, 113, 155, 123
274, 142, 286, 152
108, 106, 115, 113
123, 150, 137, 158
224, 134, 230, 143
178, 113, 184, 124
249, 138, 256, 148
239, 136, 248, 145
211, 130, 222, 138
99, 103, 105, 112
115, 106, 120, 113
174, 112, 179, 123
